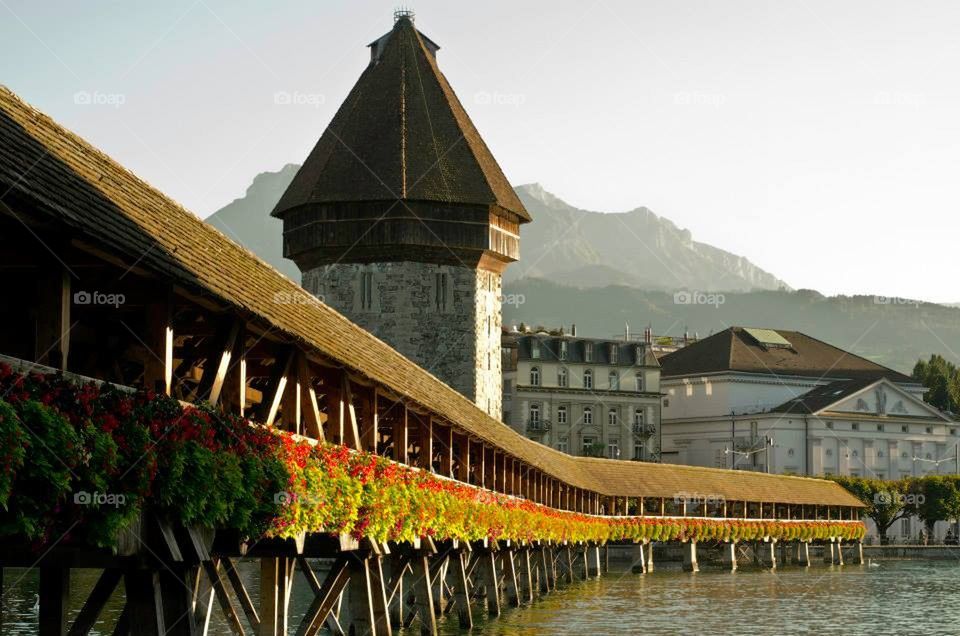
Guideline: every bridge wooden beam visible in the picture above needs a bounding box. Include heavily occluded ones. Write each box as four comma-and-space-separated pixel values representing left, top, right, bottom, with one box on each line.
35, 265, 71, 372
258, 348, 296, 427
418, 415, 433, 471
359, 386, 378, 454
298, 354, 324, 441
455, 435, 470, 482
195, 318, 242, 405
393, 405, 409, 464
342, 376, 362, 451
143, 289, 174, 396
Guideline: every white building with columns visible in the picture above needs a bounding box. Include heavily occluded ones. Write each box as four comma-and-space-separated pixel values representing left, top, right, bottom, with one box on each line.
659, 327, 957, 541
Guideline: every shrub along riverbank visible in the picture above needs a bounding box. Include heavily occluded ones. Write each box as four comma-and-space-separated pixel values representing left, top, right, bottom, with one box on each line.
0, 365, 864, 549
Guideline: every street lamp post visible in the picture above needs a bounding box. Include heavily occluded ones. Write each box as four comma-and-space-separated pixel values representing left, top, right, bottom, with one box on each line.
725, 436, 775, 473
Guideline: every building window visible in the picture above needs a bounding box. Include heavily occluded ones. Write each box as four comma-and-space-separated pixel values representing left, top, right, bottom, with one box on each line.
530, 367, 540, 386
607, 439, 620, 459
825, 449, 834, 457
583, 407, 593, 426
504, 380, 513, 395
609, 371, 620, 391
531, 339, 541, 359
557, 437, 568, 453
608, 408, 618, 427
435, 273, 448, 311
852, 422, 859, 431
826, 421, 834, 429
557, 406, 567, 426
360, 272, 374, 310
558, 367, 568, 387
636, 373, 644, 392
902, 425, 909, 433
635, 346, 644, 365
582, 436, 595, 455
583, 369, 593, 390
559, 340, 568, 360
926, 426, 934, 434
877, 424, 884, 432
529, 404, 541, 429
584, 343, 594, 362
633, 443, 644, 460
901, 451, 909, 459
609, 345, 619, 364
952, 428, 958, 437
878, 450, 885, 458
633, 409, 644, 429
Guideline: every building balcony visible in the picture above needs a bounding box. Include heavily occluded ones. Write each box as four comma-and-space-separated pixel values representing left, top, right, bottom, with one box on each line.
526, 419, 552, 434
632, 423, 657, 437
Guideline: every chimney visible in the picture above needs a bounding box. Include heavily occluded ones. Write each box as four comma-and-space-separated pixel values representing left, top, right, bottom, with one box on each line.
624, 322, 630, 341
571, 323, 577, 337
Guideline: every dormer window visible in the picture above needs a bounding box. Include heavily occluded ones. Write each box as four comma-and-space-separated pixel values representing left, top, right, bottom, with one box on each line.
559, 340, 568, 360
609, 344, 618, 364
635, 346, 644, 365
531, 339, 541, 359
584, 342, 594, 362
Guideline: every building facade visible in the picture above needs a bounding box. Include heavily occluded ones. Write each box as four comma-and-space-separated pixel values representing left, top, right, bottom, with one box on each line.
272, 12, 530, 419
503, 332, 662, 461
660, 326, 957, 541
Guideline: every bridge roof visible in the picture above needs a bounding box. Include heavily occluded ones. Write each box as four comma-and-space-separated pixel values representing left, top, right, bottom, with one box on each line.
0, 86, 861, 508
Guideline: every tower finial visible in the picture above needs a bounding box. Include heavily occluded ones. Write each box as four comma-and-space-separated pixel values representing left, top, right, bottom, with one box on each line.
394, 7, 415, 22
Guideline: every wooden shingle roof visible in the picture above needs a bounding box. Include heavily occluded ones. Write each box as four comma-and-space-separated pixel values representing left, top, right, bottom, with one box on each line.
272, 16, 530, 223
660, 327, 914, 384
0, 86, 860, 508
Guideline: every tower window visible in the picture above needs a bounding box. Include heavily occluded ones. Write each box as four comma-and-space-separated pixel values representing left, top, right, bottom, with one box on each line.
360, 272, 374, 310
435, 273, 448, 311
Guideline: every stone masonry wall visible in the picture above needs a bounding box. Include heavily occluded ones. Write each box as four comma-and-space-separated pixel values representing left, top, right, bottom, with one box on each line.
302, 262, 503, 419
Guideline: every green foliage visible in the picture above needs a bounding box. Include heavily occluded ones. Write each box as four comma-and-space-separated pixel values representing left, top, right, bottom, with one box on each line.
910, 475, 960, 533
912, 354, 960, 414
0, 401, 26, 508
828, 475, 912, 541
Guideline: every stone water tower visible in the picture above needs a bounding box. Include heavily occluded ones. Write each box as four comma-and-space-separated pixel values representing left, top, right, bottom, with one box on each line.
272, 11, 530, 419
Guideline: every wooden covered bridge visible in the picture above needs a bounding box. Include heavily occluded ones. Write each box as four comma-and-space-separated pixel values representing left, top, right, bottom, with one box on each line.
0, 85, 864, 635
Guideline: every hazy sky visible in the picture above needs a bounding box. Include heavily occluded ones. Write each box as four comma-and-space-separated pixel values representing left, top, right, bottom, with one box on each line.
3, 1, 958, 302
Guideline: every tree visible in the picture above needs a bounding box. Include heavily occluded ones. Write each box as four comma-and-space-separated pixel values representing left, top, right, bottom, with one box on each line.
912, 354, 960, 414
913, 475, 960, 537
829, 475, 913, 544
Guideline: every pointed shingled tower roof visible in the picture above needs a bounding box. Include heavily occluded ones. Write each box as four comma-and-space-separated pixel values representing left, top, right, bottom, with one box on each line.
272, 14, 530, 223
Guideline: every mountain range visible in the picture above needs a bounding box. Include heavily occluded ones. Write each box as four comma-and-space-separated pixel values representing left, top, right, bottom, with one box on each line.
205, 167, 960, 373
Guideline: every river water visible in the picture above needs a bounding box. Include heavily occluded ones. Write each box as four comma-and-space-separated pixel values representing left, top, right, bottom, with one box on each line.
2, 558, 957, 634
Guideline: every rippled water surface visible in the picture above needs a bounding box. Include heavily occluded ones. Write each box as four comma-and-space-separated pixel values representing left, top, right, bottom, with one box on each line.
4, 559, 959, 635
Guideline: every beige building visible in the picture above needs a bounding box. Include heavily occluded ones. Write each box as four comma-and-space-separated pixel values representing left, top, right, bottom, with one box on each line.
503, 332, 662, 461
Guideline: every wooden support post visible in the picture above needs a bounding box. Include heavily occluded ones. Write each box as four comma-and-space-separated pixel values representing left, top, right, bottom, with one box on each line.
123, 570, 165, 636
456, 435, 470, 482
580, 544, 590, 579
587, 544, 602, 577
384, 554, 407, 630
360, 387, 378, 454
342, 377, 362, 451
68, 569, 123, 636
394, 406, 409, 464
646, 542, 654, 573
761, 540, 777, 569
411, 555, 438, 636
35, 267, 71, 371
260, 557, 292, 636
564, 545, 574, 583
824, 541, 835, 565
297, 555, 351, 636
39, 565, 70, 636
260, 350, 295, 428
325, 379, 344, 445
220, 323, 247, 416
517, 547, 534, 603
345, 555, 376, 636
144, 291, 174, 396
723, 542, 737, 571
225, 557, 260, 632
478, 549, 501, 616
538, 547, 551, 593
196, 319, 241, 405
795, 541, 811, 567
631, 542, 646, 574
369, 555, 393, 636
682, 542, 699, 573
502, 547, 520, 607
438, 425, 453, 477
852, 541, 864, 565
451, 551, 473, 628
298, 355, 323, 440
419, 416, 433, 471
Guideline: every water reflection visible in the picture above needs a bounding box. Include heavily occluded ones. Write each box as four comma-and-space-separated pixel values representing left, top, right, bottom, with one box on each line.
3, 560, 958, 634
